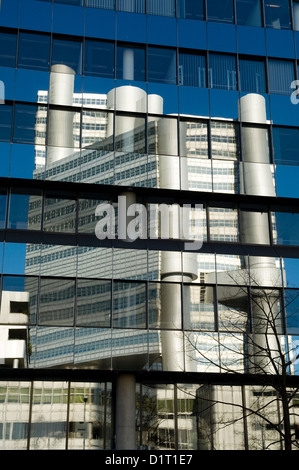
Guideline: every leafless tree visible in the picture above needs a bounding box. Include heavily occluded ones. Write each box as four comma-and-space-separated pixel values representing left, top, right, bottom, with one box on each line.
183, 268, 299, 450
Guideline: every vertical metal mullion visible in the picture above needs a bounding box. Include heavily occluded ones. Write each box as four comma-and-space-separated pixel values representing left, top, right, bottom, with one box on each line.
65, 380, 71, 450
242, 384, 249, 450
27, 380, 34, 450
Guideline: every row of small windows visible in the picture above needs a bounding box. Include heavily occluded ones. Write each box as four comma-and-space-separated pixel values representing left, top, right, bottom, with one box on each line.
1, 183, 299, 248
39, 0, 299, 31
1, 28, 298, 93
3, 101, 299, 168
3, 272, 299, 335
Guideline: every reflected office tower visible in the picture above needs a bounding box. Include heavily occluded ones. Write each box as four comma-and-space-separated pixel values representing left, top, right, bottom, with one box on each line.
25, 61, 287, 452
26, 60, 245, 372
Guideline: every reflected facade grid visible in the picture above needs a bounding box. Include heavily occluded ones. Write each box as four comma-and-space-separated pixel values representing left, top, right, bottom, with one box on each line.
0, 0, 299, 451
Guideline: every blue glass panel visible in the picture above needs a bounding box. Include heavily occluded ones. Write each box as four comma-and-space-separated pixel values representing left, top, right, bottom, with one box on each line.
210, 89, 239, 119
116, 46, 145, 81
0, 0, 20, 28
13, 104, 38, 144
0, 67, 16, 101
236, 0, 262, 26
117, 12, 147, 42
3, 243, 26, 275
285, 289, 299, 334
207, 23, 237, 53
178, 52, 206, 87
177, 0, 204, 20
52, 38, 83, 75
18, 32, 50, 71
0, 31, 17, 68
264, 0, 291, 29
207, 0, 234, 23
10, 144, 36, 180
147, 16, 177, 46
239, 58, 266, 93
15, 69, 50, 102
85, 8, 116, 40
237, 26, 266, 56
268, 59, 295, 94
178, 18, 207, 49
84, 39, 115, 78
85, 0, 115, 8
0, 105, 13, 142
275, 165, 299, 197
209, 53, 237, 90
0, 143, 11, 177
178, 87, 209, 117
55, 0, 83, 4
147, 47, 177, 85
146, 0, 175, 17
266, 29, 295, 59
270, 95, 299, 126
116, 0, 145, 13
19, 0, 52, 32
52, 3, 84, 35
147, 83, 179, 114
275, 212, 299, 245
273, 127, 299, 165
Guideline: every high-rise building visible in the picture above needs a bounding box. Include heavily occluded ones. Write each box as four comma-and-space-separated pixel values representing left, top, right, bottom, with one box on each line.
0, 0, 299, 452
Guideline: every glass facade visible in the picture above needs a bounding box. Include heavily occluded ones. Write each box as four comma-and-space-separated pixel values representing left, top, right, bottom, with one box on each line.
0, 0, 299, 452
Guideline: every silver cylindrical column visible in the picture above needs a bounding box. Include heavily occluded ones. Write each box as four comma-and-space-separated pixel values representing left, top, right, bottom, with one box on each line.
115, 374, 136, 449
47, 64, 75, 165
158, 115, 198, 371
239, 93, 281, 373
293, 3, 299, 31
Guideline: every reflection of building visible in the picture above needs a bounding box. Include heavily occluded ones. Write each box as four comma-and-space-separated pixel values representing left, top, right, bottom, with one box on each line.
1, 0, 299, 452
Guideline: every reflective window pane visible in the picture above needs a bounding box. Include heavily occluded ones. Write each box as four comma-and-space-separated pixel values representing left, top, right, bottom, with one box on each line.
209, 53, 237, 90
43, 196, 76, 233
239, 58, 266, 93
13, 104, 38, 144
116, 0, 145, 13
51, 37, 82, 75
177, 0, 204, 20
8, 190, 42, 230
184, 284, 215, 331
147, 47, 177, 85
113, 281, 146, 328
84, 39, 115, 78
85, 0, 115, 8
0, 104, 13, 142
0, 31, 17, 68
116, 45, 145, 81
146, 0, 175, 17
39, 278, 75, 326
268, 59, 295, 95
178, 51, 206, 87
274, 211, 299, 245
207, 0, 234, 23
285, 288, 299, 334
18, 32, 50, 71
264, 0, 291, 29
210, 121, 240, 160
236, 0, 262, 27
272, 126, 299, 165
76, 279, 112, 327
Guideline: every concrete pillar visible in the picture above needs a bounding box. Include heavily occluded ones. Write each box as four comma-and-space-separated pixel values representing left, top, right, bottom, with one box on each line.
47, 64, 75, 165
115, 374, 136, 450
